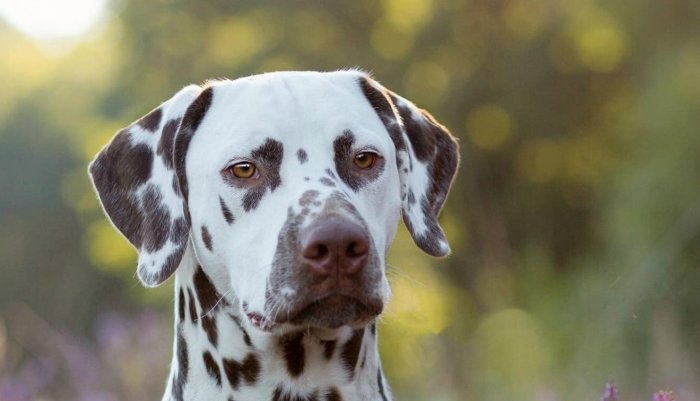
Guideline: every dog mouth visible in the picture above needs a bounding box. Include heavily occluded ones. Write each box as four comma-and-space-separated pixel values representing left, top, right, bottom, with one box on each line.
245, 294, 382, 332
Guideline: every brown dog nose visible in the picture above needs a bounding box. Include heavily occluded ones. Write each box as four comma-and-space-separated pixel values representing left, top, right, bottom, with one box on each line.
300, 218, 369, 276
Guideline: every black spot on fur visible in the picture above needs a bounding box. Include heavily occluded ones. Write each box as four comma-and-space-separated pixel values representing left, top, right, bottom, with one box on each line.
220, 196, 234, 224
89, 130, 153, 248
175, 86, 213, 207
319, 177, 336, 187
407, 189, 416, 205
324, 168, 336, 179
326, 388, 342, 401
201, 225, 213, 251
304, 177, 310, 181
242, 188, 266, 211
370, 323, 377, 337
341, 329, 364, 379
273, 387, 318, 401
141, 184, 171, 252
170, 217, 188, 244
280, 332, 305, 377
194, 266, 222, 313
358, 77, 406, 152
178, 288, 185, 321
297, 148, 308, 164
187, 288, 198, 322
223, 353, 260, 389
322, 340, 336, 360
201, 315, 218, 347
172, 329, 188, 401
377, 368, 389, 401
138, 107, 163, 131
203, 351, 222, 386
157, 118, 181, 169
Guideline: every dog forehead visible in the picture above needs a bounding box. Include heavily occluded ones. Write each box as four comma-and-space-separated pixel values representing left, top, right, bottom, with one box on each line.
195, 71, 390, 148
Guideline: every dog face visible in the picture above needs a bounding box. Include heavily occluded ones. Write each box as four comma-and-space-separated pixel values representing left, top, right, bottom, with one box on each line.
89, 70, 458, 333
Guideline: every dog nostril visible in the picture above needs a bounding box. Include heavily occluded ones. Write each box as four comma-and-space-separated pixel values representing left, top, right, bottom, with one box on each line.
303, 242, 329, 260
347, 240, 368, 258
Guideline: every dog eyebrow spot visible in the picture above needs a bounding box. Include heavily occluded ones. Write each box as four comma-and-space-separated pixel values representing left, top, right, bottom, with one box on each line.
238, 138, 284, 212
297, 148, 308, 164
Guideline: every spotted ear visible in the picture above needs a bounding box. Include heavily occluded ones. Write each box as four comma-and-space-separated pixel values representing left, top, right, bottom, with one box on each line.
89, 85, 203, 287
359, 76, 459, 257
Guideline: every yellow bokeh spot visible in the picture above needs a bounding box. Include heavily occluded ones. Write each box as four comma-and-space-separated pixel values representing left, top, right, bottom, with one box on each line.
473, 308, 551, 396
86, 220, 136, 273
404, 61, 449, 107
381, 0, 434, 34
576, 26, 627, 72
515, 139, 560, 183
371, 19, 414, 60
466, 104, 514, 150
502, 0, 548, 42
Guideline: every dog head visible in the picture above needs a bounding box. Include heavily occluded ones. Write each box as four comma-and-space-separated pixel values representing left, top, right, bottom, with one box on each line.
89, 70, 458, 333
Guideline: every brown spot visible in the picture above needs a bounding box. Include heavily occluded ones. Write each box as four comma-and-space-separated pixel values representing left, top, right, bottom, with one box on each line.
377, 368, 389, 401
201, 225, 213, 251
326, 387, 343, 401
141, 184, 171, 252
236, 138, 284, 211
157, 118, 181, 169
175, 86, 214, 206
333, 130, 384, 192
322, 340, 336, 360
178, 288, 185, 321
223, 353, 261, 389
171, 328, 188, 400
193, 266, 222, 313
138, 107, 163, 131
187, 288, 198, 322
358, 77, 406, 152
341, 329, 364, 379
280, 332, 305, 377
220, 196, 234, 224
202, 351, 222, 386
297, 148, 308, 164
201, 315, 218, 347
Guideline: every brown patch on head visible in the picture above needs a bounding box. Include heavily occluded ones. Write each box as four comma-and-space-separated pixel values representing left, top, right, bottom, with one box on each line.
174, 86, 214, 207
201, 225, 213, 251
223, 138, 284, 212
157, 118, 181, 170
333, 130, 384, 192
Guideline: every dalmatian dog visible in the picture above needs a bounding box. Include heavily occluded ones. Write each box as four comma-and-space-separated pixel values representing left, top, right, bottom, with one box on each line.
89, 70, 459, 401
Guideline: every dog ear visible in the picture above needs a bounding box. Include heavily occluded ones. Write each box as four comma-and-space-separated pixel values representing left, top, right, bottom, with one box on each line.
89, 85, 206, 286
358, 76, 459, 257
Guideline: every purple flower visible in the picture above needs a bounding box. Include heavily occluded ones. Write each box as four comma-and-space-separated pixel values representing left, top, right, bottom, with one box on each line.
600, 381, 618, 401
653, 390, 674, 401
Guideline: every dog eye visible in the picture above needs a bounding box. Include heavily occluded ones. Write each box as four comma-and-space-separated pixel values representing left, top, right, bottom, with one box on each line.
230, 162, 256, 178
354, 152, 376, 169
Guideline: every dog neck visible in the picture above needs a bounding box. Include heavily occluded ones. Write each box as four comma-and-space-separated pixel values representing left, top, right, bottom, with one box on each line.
163, 250, 392, 401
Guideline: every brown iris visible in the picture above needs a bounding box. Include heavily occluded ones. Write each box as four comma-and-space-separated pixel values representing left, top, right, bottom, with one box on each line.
354, 152, 376, 169
230, 162, 256, 178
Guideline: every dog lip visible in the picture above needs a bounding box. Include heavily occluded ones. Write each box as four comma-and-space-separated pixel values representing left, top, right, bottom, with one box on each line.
281, 293, 384, 329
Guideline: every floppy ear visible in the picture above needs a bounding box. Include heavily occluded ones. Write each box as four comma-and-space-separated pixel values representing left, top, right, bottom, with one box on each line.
358, 76, 459, 257
89, 85, 205, 286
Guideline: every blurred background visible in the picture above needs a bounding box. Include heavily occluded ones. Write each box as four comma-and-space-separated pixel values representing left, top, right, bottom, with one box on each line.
1, 0, 699, 400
